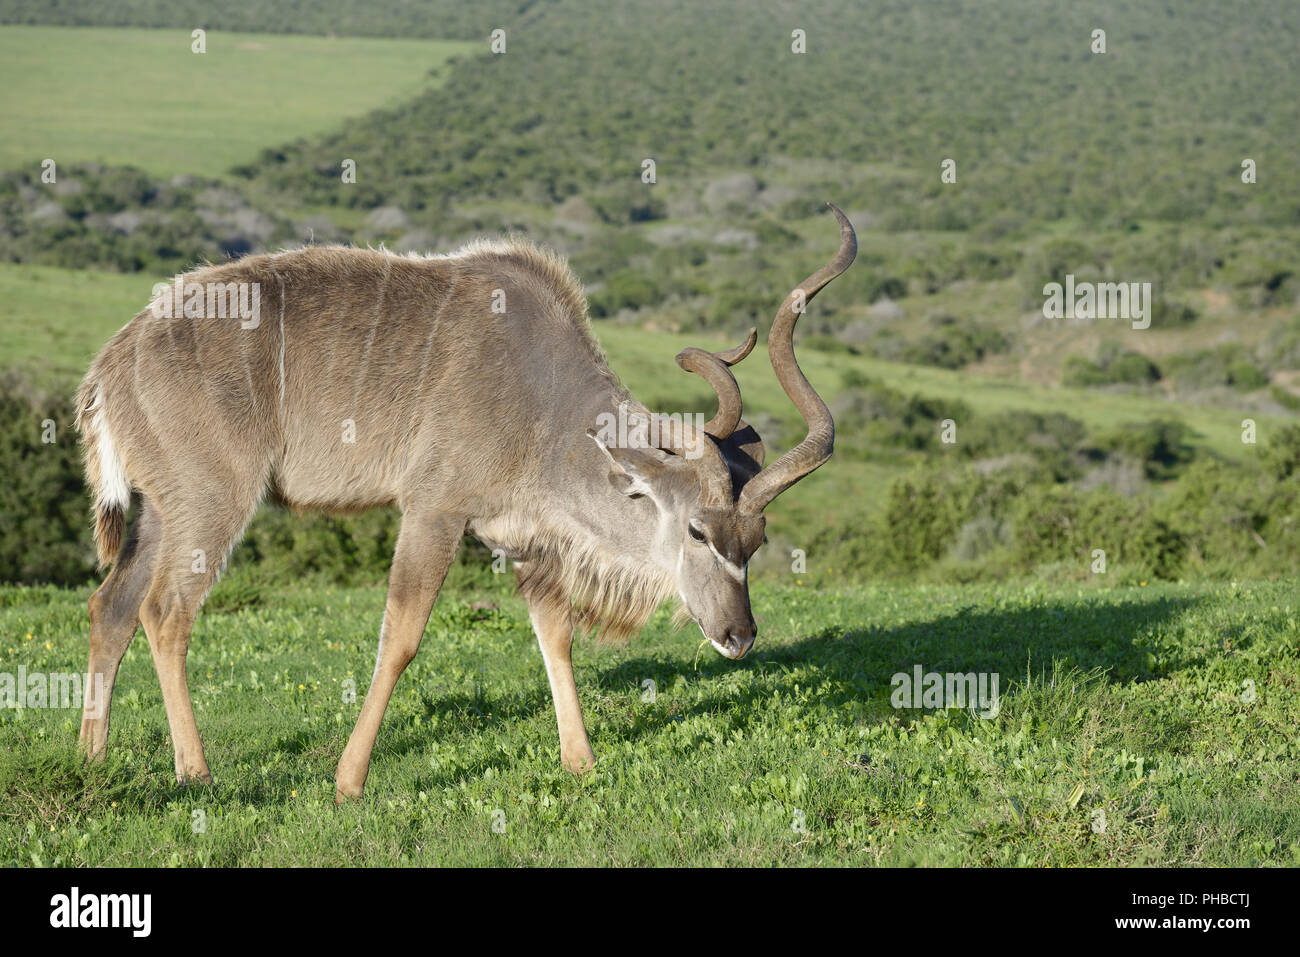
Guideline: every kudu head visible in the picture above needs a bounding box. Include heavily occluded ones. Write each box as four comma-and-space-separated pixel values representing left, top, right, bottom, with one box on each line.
590, 204, 856, 659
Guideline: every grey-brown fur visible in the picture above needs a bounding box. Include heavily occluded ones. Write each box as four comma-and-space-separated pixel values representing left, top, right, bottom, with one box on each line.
74, 207, 855, 797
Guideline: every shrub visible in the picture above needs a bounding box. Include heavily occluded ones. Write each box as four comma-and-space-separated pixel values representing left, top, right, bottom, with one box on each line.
0, 375, 95, 586
830, 383, 969, 458
959, 410, 1089, 481
1008, 484, 1184, 580
1163, 344, 1269, 393
1262, 423, 1300, 482
589, 184, 666, 224
876, 472, 967, 571
899, 316, 1011, 370
870, 276, 908, 301
1095, 419, 1195, 480
948, 516, 1011, 563
1063, 341, 1161, 387
1259, 317, 1300, 370
1017, 237, 1096, 308
587, 270, 662, 317
1269, 385, 1300, 412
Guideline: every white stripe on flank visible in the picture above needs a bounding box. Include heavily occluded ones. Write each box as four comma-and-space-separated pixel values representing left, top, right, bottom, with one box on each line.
416, 274, 460, 398
350, 257, 392, 418
271, 266, 287, 412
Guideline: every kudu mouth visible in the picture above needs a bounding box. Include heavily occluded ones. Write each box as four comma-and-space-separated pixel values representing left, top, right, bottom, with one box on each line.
710, 631, 755, 660
696, 620, 756, 660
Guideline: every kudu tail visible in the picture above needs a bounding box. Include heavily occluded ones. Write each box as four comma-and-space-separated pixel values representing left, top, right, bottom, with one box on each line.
75, 376, 131, 569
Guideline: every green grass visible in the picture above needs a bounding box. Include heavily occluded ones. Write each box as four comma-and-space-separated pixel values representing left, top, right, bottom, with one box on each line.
2, 578, 1297, 866
0, 26, 477, 178
0, 263, 153, 385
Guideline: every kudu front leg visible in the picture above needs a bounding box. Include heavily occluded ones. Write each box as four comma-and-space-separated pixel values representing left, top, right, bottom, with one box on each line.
335, 511, 464, 802
522, 587, 595, 773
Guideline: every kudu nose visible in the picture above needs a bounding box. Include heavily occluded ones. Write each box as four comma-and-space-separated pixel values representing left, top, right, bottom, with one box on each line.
725, 622, 756, 659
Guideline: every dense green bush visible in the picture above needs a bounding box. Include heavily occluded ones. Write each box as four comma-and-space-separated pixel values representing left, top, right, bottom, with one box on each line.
957, 410, 1090, 481
0, 376, 94, 585
804, 415, 1300, 585
1063, 341, 1162, 388
1008, 484, 1185, 581
898, 316, 1010, 370
1094, 420, 1195, 481
2, 365, 1298, 591
1259, 317, 1300, 371
0, 166, 294, 274
1163, 344, 1269, 393
830, 381, 968, 459
707, 282, 777, 331
588, 183, 666, 225
1159, 448, 1300, 578
1017, 238, 1096, 309
587, 270, 662, 317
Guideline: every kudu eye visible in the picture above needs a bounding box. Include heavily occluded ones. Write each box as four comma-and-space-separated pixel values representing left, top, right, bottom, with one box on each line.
688, 523, 707, 544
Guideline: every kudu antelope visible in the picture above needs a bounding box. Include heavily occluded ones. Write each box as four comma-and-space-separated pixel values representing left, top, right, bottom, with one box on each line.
75, 203, 855, 800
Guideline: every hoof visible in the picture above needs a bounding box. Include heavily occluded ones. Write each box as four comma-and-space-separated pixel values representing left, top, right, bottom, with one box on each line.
561, 751, 596, 774
334, 778, 365, 804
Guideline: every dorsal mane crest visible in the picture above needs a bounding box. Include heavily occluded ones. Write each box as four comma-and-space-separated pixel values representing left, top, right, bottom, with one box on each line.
408, 236, 589, 323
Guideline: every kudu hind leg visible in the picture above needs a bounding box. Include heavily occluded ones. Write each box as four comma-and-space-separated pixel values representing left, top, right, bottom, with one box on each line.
79, 497, 162, 760
335, 511, 464, 802
139, 508, 250, 785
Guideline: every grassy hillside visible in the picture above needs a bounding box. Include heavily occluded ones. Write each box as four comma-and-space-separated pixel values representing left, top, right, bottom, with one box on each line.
0, 26, 477, 178
2, 578, 1296, 866
2, 1, 1296, 404
0, 263, 151, 383
0, 0, 543, 41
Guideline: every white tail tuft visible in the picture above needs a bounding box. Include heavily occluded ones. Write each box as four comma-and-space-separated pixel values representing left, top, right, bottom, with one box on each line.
80, 384, 131, 567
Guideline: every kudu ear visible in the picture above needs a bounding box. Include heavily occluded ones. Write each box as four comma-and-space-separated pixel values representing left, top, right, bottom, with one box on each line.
586, 429, 669, 499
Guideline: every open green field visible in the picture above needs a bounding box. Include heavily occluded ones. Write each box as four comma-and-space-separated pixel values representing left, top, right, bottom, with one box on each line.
2, 578, 1296, 866
0, 26, 477, 177
0, 263, 152, 383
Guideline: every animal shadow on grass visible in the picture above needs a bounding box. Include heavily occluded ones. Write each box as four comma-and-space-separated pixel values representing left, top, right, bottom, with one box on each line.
147, 593, 1205, 799
593, 592, 1204, 747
